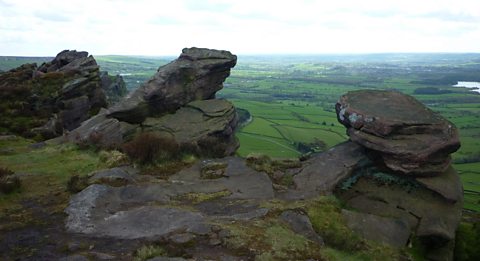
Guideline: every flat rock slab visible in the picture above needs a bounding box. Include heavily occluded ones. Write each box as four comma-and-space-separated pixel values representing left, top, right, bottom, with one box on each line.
66, 185, 210, 239
95, 206, 210, 239
65, 158, 274, 240
336, 90, 460, 175
341, 209, 410, 248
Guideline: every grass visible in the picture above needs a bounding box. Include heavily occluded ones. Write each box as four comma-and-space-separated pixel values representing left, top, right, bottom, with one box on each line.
133, 244, 167, 261
455, 162, 480, 212
175, 190, 231, 204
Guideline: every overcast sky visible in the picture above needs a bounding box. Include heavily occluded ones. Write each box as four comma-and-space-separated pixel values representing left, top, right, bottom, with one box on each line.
1, 0, 479, 56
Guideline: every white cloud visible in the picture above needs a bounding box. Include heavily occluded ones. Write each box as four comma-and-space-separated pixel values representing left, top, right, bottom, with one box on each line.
0, 0, 479, 56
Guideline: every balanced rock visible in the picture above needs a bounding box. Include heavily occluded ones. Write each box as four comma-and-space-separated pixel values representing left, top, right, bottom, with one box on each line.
107, 47, 237, 123
336, 90, 460, 175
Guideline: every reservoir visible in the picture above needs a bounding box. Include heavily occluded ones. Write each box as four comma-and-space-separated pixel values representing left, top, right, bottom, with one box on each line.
453, 81, 480, 93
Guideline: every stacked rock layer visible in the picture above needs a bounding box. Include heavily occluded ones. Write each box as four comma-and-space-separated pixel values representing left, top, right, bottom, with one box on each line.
329, 90, 462, 260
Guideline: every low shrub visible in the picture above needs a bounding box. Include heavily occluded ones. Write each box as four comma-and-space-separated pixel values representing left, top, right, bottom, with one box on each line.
122, 132, 179, 165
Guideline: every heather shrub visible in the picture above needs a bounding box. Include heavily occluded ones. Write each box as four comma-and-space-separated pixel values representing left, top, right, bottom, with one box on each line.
122, 132, 180, 165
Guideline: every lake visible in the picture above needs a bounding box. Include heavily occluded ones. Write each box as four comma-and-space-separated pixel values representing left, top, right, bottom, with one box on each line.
453, 81, 480, 93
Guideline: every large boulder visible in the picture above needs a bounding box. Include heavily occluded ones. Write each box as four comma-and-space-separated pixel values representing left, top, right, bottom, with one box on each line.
107, 47, 237, 123
336, 90, 460, 176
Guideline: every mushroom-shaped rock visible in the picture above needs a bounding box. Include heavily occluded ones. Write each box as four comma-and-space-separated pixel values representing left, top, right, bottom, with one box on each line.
336, 90, 460, 176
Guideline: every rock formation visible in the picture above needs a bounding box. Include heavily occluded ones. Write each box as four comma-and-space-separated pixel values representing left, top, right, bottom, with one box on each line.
64, 47, 239, 157
99, 71, 128, 104
288, 90, 463, 260
63, 83, 462, 259
331, 90, 462, 260
335, 90, 460, 175
0, 50, 127, 139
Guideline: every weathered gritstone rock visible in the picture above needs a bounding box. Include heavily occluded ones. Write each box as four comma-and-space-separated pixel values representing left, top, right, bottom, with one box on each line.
143, 99, 239, 156
65, 157, 274, 240
336, 90, 460, 175
107, 47, 237, 123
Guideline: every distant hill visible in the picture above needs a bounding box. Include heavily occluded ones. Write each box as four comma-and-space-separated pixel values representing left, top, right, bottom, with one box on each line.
0, 56, 52, 71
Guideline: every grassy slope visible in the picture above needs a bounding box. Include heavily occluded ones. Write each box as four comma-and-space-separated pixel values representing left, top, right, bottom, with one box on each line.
0, 138, 101, 215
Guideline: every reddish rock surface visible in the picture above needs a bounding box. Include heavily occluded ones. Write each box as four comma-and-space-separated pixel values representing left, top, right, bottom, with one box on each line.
336, 90, 460, 175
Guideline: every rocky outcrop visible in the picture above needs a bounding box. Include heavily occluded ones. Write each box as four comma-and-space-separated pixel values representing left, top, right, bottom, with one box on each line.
336, 90, 460, 175
0, 50, 128, 139
64, 48, 239, 157
331, 90, 463, 260
99, 71, 128, 104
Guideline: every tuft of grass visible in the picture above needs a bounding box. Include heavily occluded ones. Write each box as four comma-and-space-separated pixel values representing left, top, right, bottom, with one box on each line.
133, 244, 167, 261
175, 190, 231, 204
200, 161, 227, 179
98, 150, 129, 168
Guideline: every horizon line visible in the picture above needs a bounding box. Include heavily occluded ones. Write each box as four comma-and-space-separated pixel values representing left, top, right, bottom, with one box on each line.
2, 51, 480, 58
